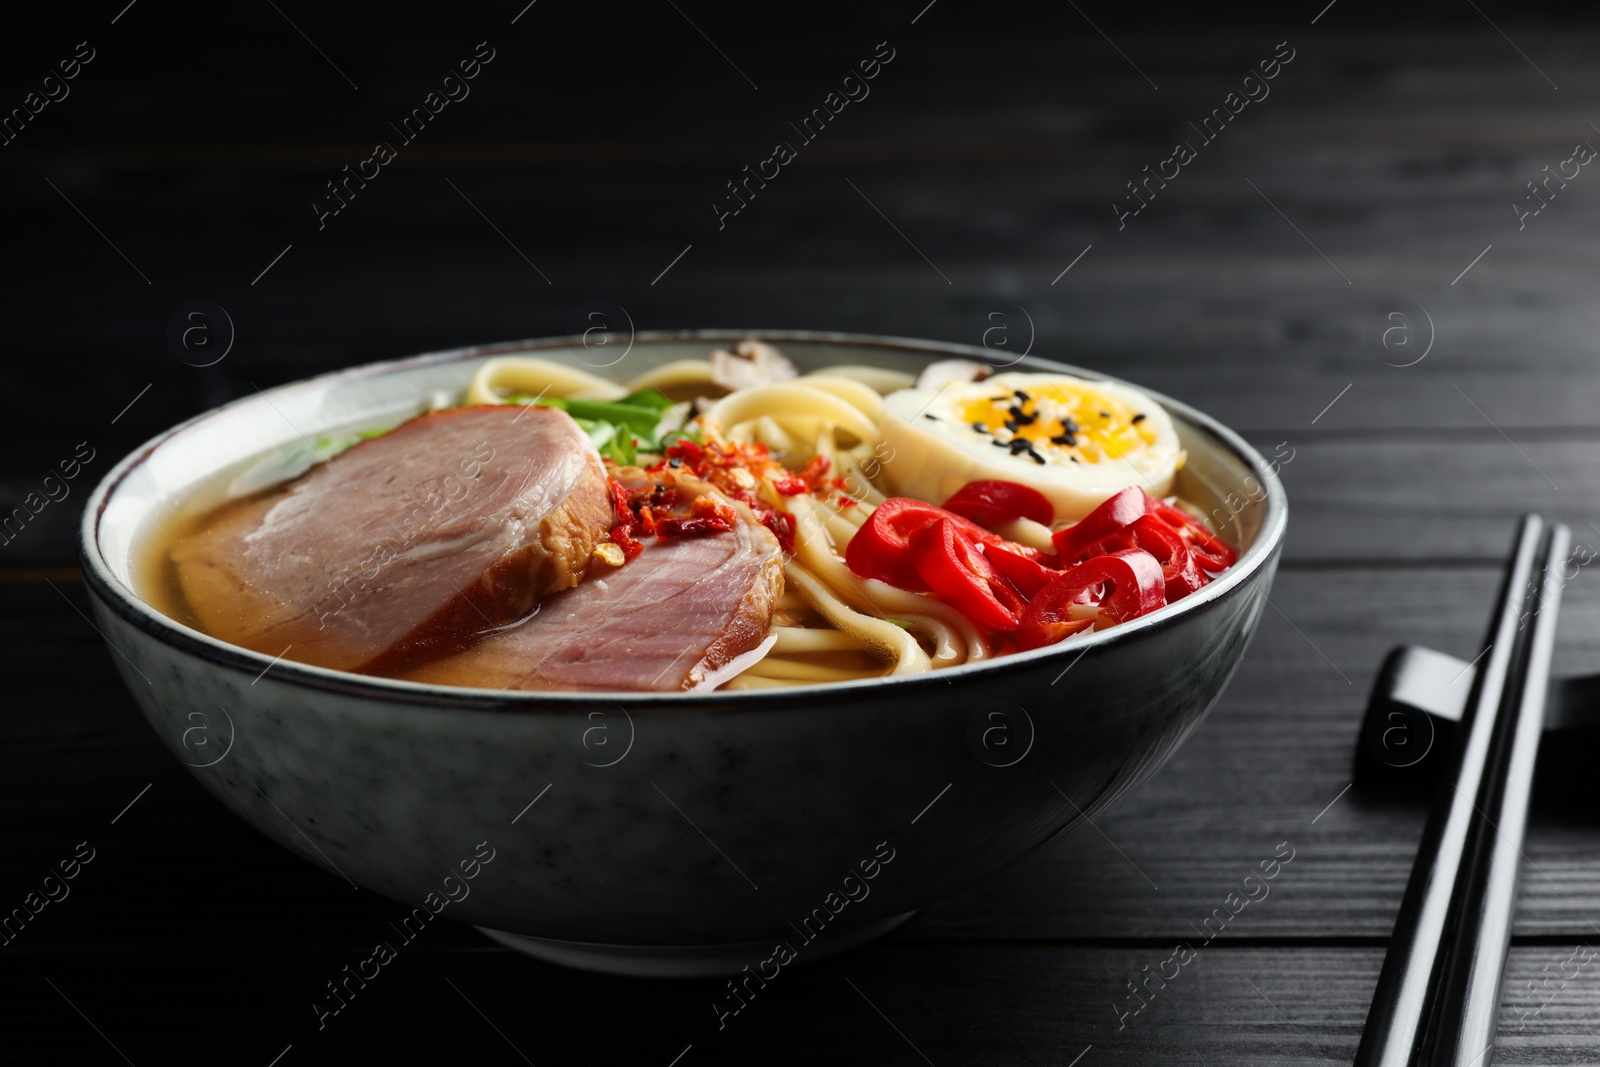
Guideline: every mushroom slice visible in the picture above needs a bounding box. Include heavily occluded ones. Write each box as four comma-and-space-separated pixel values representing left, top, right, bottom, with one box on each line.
710, 339, 800, 392
914, 359, 994, 391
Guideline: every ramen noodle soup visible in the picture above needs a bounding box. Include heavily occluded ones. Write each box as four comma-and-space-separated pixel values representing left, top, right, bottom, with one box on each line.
140, 341, 1235, 692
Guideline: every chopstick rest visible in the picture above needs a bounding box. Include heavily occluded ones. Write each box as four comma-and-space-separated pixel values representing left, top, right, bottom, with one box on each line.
1359, 642, 1600, 785
1354, 515, 1564, 1067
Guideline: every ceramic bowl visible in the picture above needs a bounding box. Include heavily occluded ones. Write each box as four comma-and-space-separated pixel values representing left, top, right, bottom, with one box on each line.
80, 331, 1286, 977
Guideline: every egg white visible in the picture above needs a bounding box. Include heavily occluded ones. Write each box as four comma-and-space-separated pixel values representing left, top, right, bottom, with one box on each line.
879, 372, 1183, 522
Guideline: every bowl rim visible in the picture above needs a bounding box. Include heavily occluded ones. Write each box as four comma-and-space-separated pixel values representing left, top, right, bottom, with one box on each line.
80, 329, 1288, 712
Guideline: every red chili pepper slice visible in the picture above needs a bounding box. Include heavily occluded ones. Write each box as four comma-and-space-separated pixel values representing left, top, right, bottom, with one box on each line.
606, 476, 645, 561
654, 495, 738, 538
845, 498, 1007, 590
1051, 488, 1235, 578
1123, 514, 1205, 599
610, 526, 644, 561
761, 510, 797, 554
845, 499, 939, 590
1145, 499, 1236, 572
1050, 487, 1150, 560
799, 455, 833, 491
1065, 512, 1203, 599
1016, 548, 1166, 651
983, 541, 1059, 597
664, 438, 704, 465
942, 480, 1055, 528
770, 470, 809, 497
606, 476, 632, 525
910, 518, 1023, 632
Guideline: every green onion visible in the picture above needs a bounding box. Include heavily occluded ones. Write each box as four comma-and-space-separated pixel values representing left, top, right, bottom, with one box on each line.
534, 397, 662, 434
504, 389, 693, 467
618, 388, 677, 411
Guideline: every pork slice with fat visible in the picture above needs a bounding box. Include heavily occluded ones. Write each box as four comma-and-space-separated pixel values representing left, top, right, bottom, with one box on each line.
171, 405, 614, 674
403, 502, 785, 692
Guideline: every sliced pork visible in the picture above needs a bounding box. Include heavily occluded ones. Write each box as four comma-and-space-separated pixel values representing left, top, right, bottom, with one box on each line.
171, 405, 613, 674
402, 495, 785, 692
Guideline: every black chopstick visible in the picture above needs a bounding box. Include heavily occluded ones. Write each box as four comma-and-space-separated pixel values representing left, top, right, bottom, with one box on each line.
1427, 523, 1569, 1066
1354, 514, 1547, 1067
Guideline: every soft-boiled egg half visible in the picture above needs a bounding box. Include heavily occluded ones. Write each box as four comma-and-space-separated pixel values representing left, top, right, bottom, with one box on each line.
880, 372, 1185, 522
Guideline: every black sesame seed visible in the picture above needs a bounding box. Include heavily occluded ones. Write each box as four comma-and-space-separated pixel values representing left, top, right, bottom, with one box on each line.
1059, 418, 1081, 436
1004, 419, 1020, 432
924, 413, 939, 421
991, 439, 1010, 448
1008, 439, 1032, 455
1050, 434, 1075, 446
1030, 451, 1046, 465
1131, 413, 1147, 424
1014, 389, 1030, 401
1099, 411, 1110, 419
1069, 456, 1080, 464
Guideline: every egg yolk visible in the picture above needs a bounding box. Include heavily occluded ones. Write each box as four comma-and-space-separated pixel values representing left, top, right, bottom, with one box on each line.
958, 384, 1156, 463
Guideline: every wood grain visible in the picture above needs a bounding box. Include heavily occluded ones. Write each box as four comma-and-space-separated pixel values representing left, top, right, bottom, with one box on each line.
6, 5, 1600, 1061
4, 944, 1597, 1065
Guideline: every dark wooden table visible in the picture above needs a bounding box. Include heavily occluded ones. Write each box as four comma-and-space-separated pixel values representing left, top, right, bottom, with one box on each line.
6, 3, 1600, 1062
